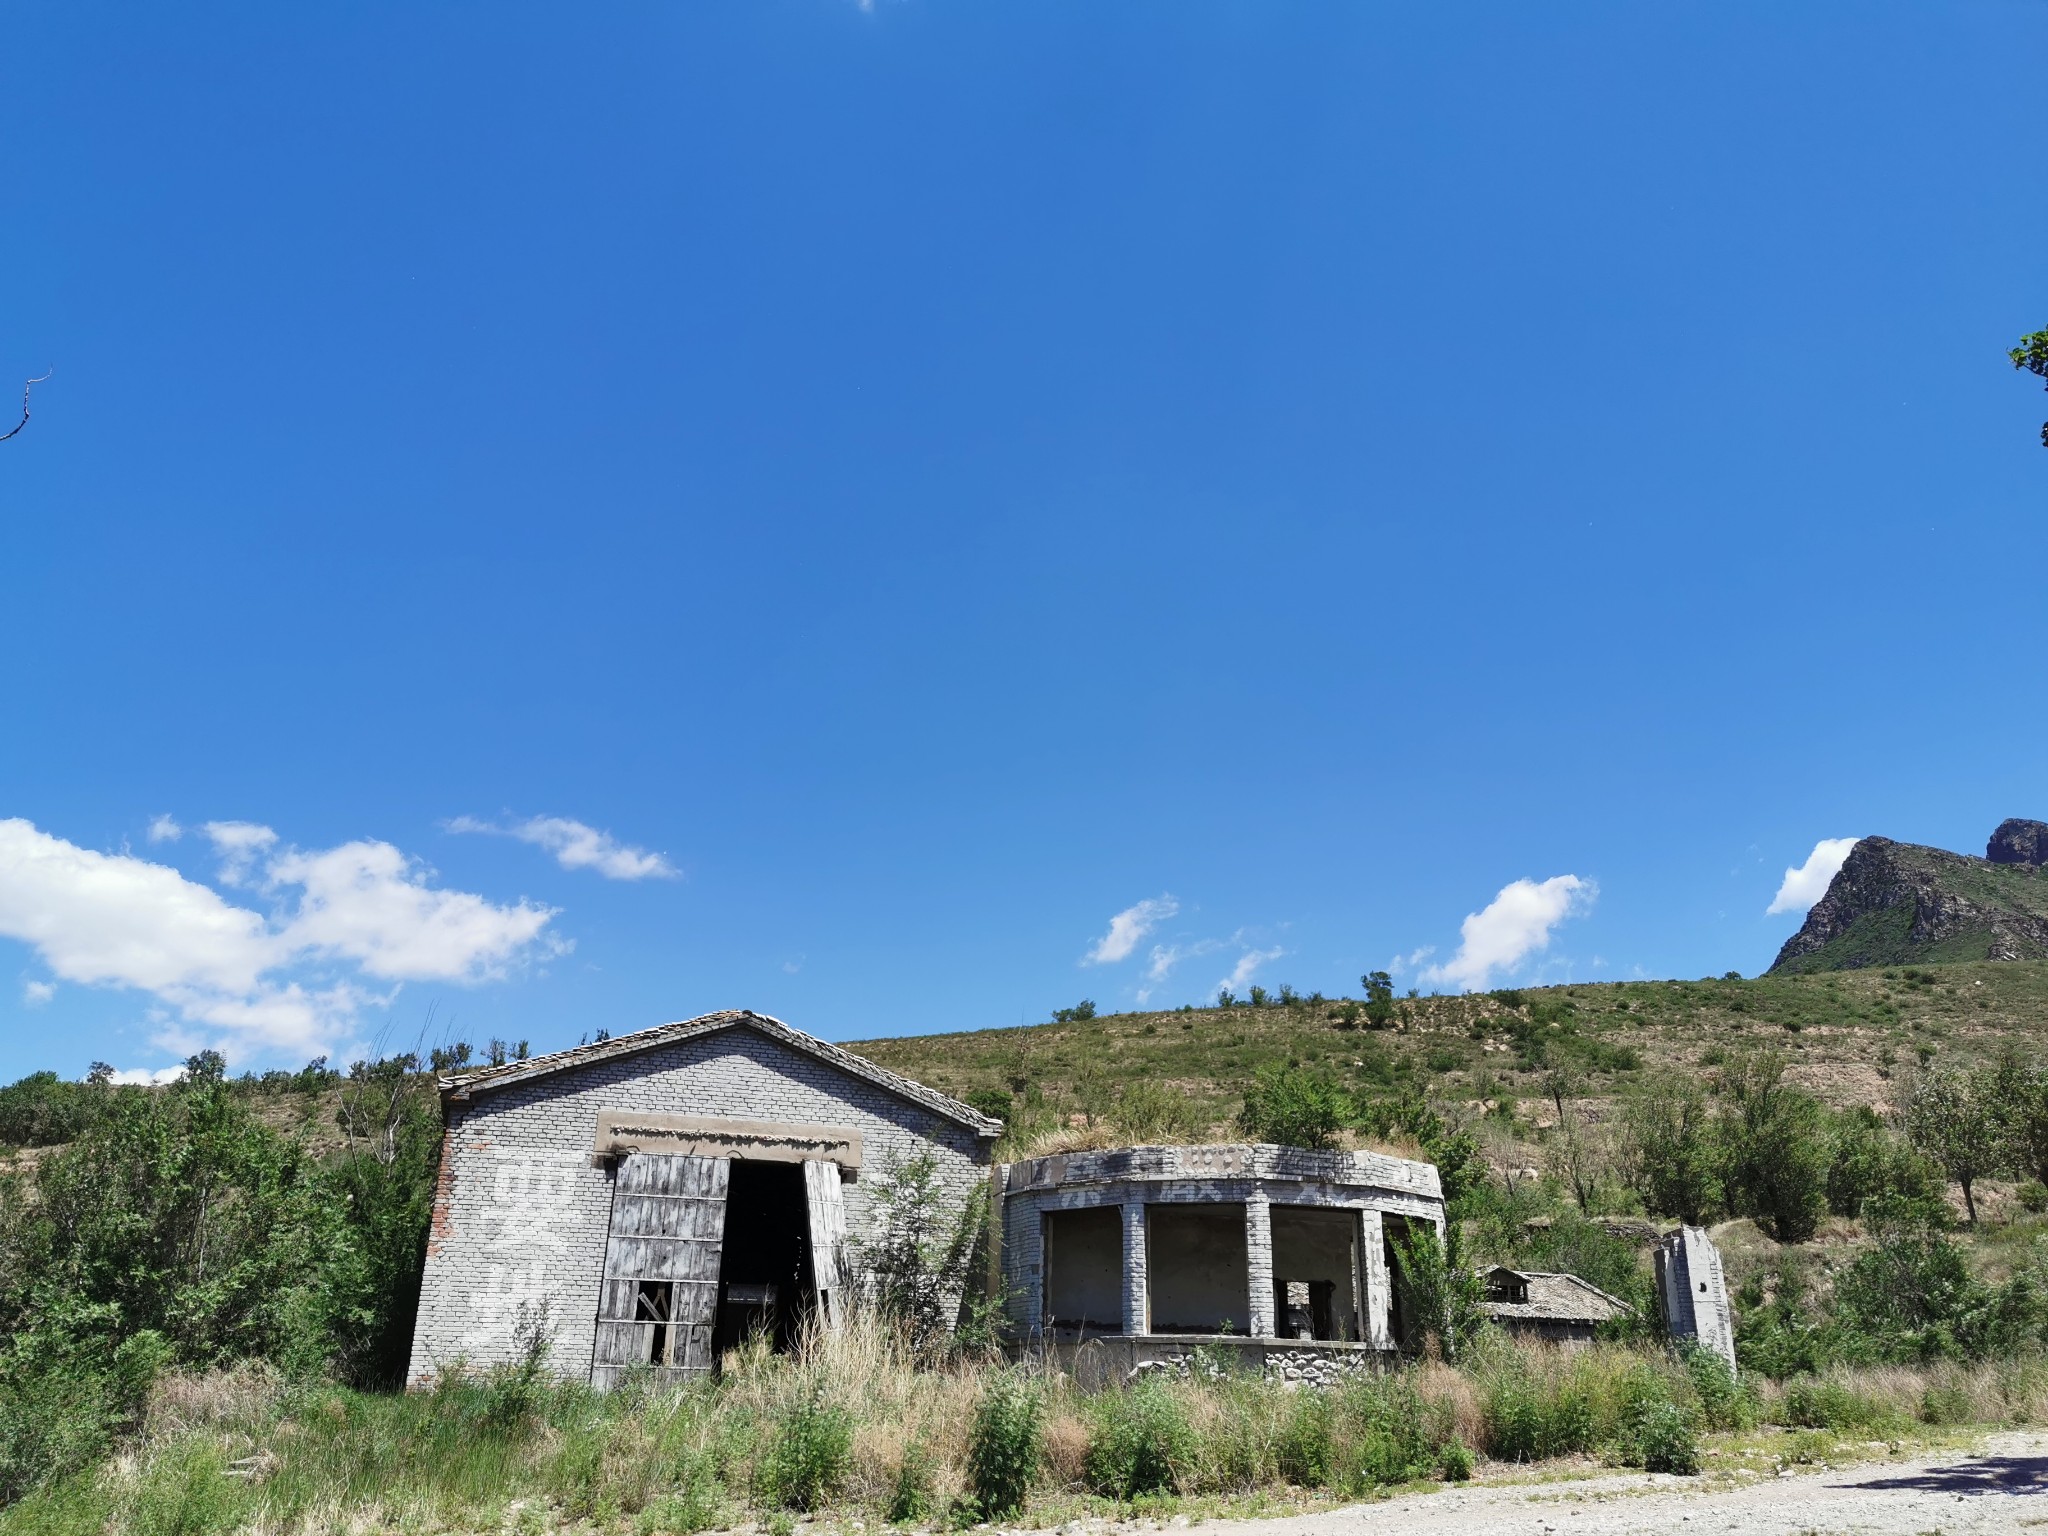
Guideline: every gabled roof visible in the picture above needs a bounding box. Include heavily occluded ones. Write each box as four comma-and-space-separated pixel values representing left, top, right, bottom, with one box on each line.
1479, 1270, 1633, 1325
440, 1009, 1004, 1138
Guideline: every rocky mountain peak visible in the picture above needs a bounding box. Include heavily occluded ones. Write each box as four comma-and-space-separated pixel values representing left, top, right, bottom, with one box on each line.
1987, 818, 2048, 867
1768, 820, 2048, 973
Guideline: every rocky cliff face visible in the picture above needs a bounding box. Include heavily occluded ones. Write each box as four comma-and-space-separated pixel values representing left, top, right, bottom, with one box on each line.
1987, 818, 2048, 866
1769, 825, 2048, 974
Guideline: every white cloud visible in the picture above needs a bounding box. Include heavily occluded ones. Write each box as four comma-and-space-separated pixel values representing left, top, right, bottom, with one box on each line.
1767, 837, 1859, 916
1420, 875, 1596, 993
1218, 945, 1286, 995
446, 814, 676, 881
203, 820, 279, 886
147, 815, 182, 843
108, 1065, 186, 1086
0, 817, 562, 1067
1085, 895, 1179, 965
21, 979, 54, 1006
1388, 945, 1435, 974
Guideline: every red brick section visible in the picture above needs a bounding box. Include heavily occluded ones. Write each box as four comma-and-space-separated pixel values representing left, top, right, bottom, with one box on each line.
426, 1127, 461, 1255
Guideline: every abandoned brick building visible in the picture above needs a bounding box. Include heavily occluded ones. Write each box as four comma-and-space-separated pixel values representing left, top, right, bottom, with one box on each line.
406, 1010, 1002, 1388
998, 1142, 1446, 1377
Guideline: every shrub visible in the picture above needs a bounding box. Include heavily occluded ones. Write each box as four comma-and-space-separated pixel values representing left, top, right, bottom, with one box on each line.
1275, 1388, 1333, 1486
1086, 1374, 1193, 1499
1051, 1001, 1097, 1024
887, 1437, 939, 1524
1389, 1224, 1487, 1361
1482, 1373, 1594, 1462
1921, 1380, 1974, 1425
1330, 1371, 1439, 1490
2019, 1180, 2048, 1215
1781, 1376, 1899, 1433
966, 1371, 1042, 1518
963, 1088, 1011, 1124
647, 1458, 737, 1536
1679, 1342, 1753, 1431
1438, 1439, 1474, 1481
1237, 1065, 1350, 1150
851, 1151, 989, 1362
756, 1386, 853, 1512
1628, 1400, 1700, 1475
1113, 1080, 1208, 1143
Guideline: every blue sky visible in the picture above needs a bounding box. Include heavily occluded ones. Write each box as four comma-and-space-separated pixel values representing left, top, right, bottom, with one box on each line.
2, 3, 2043, 1082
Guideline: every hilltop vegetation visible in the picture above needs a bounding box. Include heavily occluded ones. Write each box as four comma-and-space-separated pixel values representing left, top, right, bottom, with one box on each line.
850, 960, 2048, 1137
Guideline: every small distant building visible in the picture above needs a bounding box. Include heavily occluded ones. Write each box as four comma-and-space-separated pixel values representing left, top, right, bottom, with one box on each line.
1655, 1225, 1736, 1369
999, 1142, 1446, 1379
1478, 1264, 1632, 1347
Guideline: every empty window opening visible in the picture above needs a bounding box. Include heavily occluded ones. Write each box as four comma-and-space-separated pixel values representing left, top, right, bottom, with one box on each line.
635, 1279, 676, 1366
1042, 1206, 1122, 1337
713, 1160, 814, 1360
1146, 1203, 1248, 1334
1271, 1206, 1360, 1341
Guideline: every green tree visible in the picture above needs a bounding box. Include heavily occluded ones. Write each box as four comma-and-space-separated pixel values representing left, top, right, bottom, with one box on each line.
2011, 327, 2048, 447
1237, 1064, 1350, 1149
1990, 1050, 2048, 1189
850, 1149, 988, 1361
1825, 1106, 1943, 1220
1361, 970, 1396, 1029
1905, 1064, 2005, 1225
1617, 1080, 1721, 1224
1389, 1222, 1487, 1361
1720, 1053, 1828, 1242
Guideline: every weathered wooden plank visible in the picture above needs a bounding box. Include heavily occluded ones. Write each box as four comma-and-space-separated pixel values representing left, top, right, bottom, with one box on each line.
592, 1320, 653, 1368
598, 1279, 641, 1322
674, 1281, 719, 1325
804, 1159, 849, 1331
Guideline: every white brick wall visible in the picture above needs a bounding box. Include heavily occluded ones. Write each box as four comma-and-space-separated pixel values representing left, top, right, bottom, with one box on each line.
407, 1024, 990, 1386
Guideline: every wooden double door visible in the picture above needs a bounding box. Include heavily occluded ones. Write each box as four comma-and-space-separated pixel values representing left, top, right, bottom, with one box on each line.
590, 1152, 848, 1388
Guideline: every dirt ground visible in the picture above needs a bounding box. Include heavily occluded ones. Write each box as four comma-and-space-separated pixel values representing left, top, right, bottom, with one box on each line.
1110, 1432, 2048, 1536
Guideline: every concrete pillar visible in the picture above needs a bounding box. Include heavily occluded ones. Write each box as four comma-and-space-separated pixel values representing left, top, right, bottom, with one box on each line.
1245, 1194, 1274, 1338
1121, 1201, 1148, 1336
1359, 1210, 1392, 1349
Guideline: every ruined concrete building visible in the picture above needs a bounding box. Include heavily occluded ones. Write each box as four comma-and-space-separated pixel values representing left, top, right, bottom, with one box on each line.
998, 1142, 1446, 1378
1655, 1224, 1736, 1368
407, 1010, 1001, 1388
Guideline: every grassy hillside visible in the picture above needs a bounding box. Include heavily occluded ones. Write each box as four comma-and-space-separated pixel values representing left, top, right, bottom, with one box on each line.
853, 960, 2048, 1149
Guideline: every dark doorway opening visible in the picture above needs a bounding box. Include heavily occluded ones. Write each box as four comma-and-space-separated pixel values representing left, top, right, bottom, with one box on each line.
713, 1160, 815, 1360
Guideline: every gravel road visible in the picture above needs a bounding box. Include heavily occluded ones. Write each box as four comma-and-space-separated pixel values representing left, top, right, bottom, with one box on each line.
1154, 1432, 2048, 1536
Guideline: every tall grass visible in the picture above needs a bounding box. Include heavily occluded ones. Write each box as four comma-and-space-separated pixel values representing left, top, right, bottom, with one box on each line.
5, 1322, 2044, 1535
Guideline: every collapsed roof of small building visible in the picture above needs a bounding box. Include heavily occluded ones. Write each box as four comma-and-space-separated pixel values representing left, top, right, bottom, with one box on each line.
1479, 1265, 1632, 1325
438, 1008, 1004, 1137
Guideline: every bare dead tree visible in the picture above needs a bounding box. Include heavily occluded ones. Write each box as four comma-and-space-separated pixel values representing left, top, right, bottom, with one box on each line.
0, 370, 51, 443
